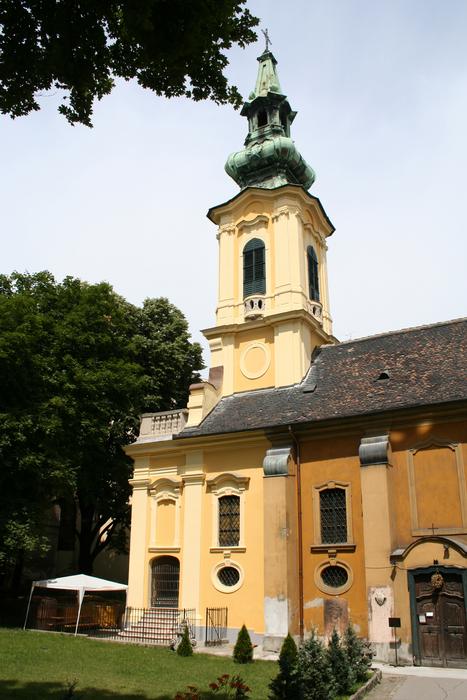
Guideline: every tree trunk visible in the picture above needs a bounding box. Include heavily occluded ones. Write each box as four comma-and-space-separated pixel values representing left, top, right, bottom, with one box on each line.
78, 504, 97, 575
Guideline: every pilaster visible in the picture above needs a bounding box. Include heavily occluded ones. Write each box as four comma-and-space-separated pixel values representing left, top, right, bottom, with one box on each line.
179, 451, 205, 613
127, 466, 151, 607
262, 445, 299, 650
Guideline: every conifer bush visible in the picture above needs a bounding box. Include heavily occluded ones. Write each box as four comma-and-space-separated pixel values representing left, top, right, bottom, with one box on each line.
344, 624, 371, 684
326, 629, 351, 696
268, 633, 299, 700
177, 625, 193, 657
296, 630, 336, 700
233, 625, 254, 664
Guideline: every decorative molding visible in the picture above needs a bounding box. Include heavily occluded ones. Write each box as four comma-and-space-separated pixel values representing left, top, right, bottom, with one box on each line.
237, 214, 269, 232
239, 341, 271, 380
148, 547, 181, 553
129, 478, 150, 491
149, 477, 182, 498
407, 439, 467, 536
209, 547, 246, 554
390, 536, 467, 563
310, 544, 356, 554
182, 474, 206, 487
263, 445, 293, 477
271, 205, 291, 222
314, 559, 354, 596
211, 560, 244, 594
206, 473, 250, 493
217, 223, 236, 239
359, 435, 391, 467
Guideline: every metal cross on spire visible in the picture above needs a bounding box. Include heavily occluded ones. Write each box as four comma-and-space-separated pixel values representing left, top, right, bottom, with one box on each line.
262, 28, 272, 52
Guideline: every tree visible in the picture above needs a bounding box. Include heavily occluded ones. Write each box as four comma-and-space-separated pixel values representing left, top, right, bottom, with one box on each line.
296, 630, 336, 700
326, 629, 351, 696
343, 624, 371, 685
233, 625, 254, 664
269, 633, 299, 700
176, 624, 193, 657
0, 271, 203, 581
0, 1, 258, 127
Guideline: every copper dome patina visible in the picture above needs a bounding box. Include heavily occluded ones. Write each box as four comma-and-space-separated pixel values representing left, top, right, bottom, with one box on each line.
225, 49, 316, 191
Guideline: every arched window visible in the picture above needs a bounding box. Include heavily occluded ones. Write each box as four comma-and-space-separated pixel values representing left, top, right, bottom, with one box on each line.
243, 238, 265, 298
320, 488, 347, 544
307, 245, 320, 301
257, 109, 268, 127
218, 495, 240, 547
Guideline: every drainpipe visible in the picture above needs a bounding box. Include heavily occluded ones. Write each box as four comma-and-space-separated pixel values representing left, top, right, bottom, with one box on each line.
289, 425, 304, 642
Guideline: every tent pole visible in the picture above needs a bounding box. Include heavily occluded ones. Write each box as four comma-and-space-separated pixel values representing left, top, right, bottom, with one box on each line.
23, 583, 35, 630
74, 590, 84, 636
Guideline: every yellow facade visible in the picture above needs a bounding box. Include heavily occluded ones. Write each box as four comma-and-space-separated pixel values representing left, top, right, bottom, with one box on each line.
125, 48, 467, 666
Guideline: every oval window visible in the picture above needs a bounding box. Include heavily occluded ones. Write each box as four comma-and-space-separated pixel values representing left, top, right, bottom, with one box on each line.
217, 566, 240, 587
321, 565, 348, 588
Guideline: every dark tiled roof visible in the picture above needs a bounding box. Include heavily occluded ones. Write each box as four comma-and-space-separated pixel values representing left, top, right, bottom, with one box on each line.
179, 318, 467, 438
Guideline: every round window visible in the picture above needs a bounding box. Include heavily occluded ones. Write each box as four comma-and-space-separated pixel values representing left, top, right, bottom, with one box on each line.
321, 565, 348, 588
217, 566, 240, 587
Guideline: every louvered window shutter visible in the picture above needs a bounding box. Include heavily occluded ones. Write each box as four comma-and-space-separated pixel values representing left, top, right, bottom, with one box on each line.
307, 246, 320, 301
243, 239, 266, 298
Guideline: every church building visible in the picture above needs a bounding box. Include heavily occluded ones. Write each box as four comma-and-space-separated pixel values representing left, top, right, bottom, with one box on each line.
125, 48, 467, 667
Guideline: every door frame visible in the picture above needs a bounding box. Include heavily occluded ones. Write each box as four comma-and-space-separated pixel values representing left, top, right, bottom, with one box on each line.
408, 565, 467, 666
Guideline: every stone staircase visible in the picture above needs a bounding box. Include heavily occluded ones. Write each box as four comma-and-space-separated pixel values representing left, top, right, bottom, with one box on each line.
117, 607, 194, 646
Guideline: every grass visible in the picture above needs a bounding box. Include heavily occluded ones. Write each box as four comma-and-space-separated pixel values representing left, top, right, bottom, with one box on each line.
0, 628, 276, 699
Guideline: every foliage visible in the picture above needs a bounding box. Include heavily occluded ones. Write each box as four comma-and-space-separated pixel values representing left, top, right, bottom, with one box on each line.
343, 625, 372, 685
177, 625, 194, 657
268, 633, 299, 700
296, 630, 336, 700
0, 271, 203, 579
0, 629, 275, 699
233, 625, 254, 664
326, 630, 351, 696
0, 1, 259, 127
175, 673, 251, 699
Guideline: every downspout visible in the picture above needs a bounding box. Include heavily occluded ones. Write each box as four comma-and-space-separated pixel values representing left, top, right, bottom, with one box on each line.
289, 425, 304, 642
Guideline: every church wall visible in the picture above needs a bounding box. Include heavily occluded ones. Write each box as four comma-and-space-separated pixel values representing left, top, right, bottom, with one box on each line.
299, 435, 368, 638
197, 440, 267, 638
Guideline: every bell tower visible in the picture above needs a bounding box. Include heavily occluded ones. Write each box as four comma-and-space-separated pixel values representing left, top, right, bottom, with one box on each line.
186, 48, 336, 425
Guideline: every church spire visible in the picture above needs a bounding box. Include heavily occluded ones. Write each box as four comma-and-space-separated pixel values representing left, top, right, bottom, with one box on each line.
225, 45, 315, 191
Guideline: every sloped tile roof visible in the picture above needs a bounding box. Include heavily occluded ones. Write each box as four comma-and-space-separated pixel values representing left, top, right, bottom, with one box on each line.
179, 318, 467, 438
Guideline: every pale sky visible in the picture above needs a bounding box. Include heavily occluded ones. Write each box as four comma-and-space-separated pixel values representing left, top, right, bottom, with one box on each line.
1, 0, 466, 366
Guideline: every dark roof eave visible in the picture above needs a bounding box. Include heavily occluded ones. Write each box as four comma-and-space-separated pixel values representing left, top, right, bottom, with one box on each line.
176, 398, 467, 441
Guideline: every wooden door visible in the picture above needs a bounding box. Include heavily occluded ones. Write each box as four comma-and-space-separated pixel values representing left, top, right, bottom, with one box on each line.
151, 556, 180, 608
414, 571, 467, 667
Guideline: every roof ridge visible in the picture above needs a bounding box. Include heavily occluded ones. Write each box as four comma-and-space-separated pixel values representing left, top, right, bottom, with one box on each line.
325, 317, 467, 349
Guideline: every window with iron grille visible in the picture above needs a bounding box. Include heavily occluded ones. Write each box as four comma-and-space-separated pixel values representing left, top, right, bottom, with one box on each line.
218, 495, 240, 547
307, 245, 320, 301
320, 488, 347, 543
243, 238, 265, 298
218, 566, 240, 587
321, 565, 348, 588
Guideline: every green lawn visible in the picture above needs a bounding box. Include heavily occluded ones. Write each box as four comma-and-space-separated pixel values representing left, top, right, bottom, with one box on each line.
0, 628, 277, 699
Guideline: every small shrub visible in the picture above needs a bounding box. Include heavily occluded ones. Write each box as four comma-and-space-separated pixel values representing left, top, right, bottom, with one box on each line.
327, 629, 351, 696
177, 625, 193, 657
233, 625, 254, 664
268, 633, 299, 699
296, 629, 336, 700
344, 624, 371, 685
175, 674, 251, 699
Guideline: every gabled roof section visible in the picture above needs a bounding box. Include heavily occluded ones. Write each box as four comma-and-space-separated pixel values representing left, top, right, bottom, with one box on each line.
179, 318, 467, 438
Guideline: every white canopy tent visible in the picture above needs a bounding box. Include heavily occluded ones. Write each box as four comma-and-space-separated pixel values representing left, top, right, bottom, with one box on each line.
23, 574, 128, 635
